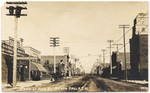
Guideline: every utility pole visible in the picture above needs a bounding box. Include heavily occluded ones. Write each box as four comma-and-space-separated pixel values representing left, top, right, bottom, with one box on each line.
119, 25, 129, 81
98, 55, 101, 75
63, 47, 70, 76
75, 58, 77, 75
113, 44, 123, 53
74, 58, 79, 75
50, 37, 59, 73
102, 49, 106, 68
107, 40, 114, 75
70, 55, 75, 76
20, 38, 24, 47
6, 1, 27, 87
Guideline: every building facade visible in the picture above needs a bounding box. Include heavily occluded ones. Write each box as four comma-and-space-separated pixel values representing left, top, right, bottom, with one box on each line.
111, 52, 130, 78
2, 37, 47, 84
22, 46, 47, 80
130, 13, 148, 80
117, 52, 130, 70
1, 37, 29, 84
41, 55, 70, 76
23, 46, 41, 63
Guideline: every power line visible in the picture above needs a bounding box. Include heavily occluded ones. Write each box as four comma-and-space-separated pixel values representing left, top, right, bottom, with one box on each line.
113, 44, 123, 53
113, 11, 148, 45
119, 24, 130, 81
118, 25, 148, 51
107, 40, 114, 75
62, 11, 148, 45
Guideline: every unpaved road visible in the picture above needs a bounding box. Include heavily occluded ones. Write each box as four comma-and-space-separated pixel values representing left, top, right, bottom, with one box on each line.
3, 75, 148, 92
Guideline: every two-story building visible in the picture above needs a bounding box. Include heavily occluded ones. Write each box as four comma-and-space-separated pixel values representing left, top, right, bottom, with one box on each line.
41, 55, 70, 77
2, 37, 29, 84
130, 13, 148, 80
2, 37, 47, 85
22, 46, 47, 80
111, 52, 130, 78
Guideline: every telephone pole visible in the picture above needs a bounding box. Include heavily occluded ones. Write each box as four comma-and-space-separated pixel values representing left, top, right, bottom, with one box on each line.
20, 38, 24, 47
102, 49, 106, 68
119, 25, 129, 81
6, 1, 27, 87
107, 40, 114, 75
113, 44, 123, 53
75, 58, 77, 75
63, 47, 70, 76
98, 55, 101, 75
74, 58, 79, 75
50, 37, 59, 73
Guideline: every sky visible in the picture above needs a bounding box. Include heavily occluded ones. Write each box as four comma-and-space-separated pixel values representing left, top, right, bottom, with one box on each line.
1, 1, 148, 73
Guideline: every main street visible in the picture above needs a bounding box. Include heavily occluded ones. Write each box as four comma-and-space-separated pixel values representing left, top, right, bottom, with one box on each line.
3, 75, 148, 92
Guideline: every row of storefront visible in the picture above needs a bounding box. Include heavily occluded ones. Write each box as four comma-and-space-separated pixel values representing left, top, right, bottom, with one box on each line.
1, 37, 47, 84
2, 36, 82, 85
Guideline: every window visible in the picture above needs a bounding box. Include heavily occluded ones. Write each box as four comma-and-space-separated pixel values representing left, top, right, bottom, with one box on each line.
45, 60, 49, 64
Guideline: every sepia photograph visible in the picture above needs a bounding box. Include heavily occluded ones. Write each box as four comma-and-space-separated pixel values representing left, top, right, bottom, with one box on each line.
1, 1, 149, 92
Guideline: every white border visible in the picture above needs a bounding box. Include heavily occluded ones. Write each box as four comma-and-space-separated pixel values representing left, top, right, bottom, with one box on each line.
0, 0, 149, 93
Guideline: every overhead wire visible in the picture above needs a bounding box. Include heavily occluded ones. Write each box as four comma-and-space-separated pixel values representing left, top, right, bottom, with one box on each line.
19, 5, 148, 57
118, 25, 148, 51
112, 11, 148, 46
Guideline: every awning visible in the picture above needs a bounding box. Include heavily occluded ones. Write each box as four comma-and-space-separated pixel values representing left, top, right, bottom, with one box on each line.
31, 62, 47, 72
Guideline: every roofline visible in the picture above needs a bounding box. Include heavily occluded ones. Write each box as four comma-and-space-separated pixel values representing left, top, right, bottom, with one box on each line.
41, 55, 68, 57
23, 46, 41, 53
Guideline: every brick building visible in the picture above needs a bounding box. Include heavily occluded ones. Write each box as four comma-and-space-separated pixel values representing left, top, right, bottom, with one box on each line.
41, 55, 70, 76
112, 52, 130, 70
130, 13, 148, 80
111, 52, 130, 78
118, 52, 130, 70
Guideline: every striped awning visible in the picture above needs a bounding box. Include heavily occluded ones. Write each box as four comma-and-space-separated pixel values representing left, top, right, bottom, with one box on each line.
31, 62, 47, 72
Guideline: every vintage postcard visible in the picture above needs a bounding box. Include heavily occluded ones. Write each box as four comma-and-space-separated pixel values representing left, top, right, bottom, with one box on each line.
1, 1, 148, 92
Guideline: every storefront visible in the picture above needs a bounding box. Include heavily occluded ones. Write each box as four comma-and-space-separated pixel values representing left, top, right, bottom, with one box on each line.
31, 62, 47, 80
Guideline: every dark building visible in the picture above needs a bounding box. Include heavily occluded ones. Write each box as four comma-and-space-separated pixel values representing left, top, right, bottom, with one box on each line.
112, 52, 130, 70
1, 37, 29, 84
130, 13, 148, 80
2, 37, 47, 84
111, 52, 130, 78
112, 52, 117, 67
